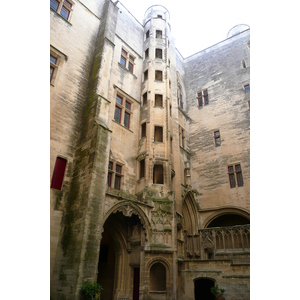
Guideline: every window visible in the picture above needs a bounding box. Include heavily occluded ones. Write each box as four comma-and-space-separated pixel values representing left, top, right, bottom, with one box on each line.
155, 94, 163, 107
197, 89, 209, 107
150, 263, 166, 291
179, 126, 185, 148
228, 164, 244, 188
144, 70, 148, 81
142, 92, 147, 106
114, 94, 132, 129
140, 159, 145, 179
156, 30, 162, 39
120, 48, 135, 74
242, 60, 246, 68
244, 84, 250, 92
155, 48, 162, 59
115, 164, 122, 190
107, 161, 123, 190
50, 0, 74, 21
145, 30, 150, 39
50, 52, 60, 85
51, 157, 67, 190
155, 70, 163, 82
177, 82, 183, 109
154, 126, 163, 142
214, 130, 221, 147
157, 14, 162, 19
145, 48, 149, 59
141, 122, 146, 138
153, 165, 164, 184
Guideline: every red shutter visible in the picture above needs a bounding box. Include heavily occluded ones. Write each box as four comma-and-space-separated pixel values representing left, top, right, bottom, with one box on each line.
51, 157, 67, 190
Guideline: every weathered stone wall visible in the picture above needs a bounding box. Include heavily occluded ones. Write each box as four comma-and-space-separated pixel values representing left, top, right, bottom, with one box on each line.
184, 30, 250, 215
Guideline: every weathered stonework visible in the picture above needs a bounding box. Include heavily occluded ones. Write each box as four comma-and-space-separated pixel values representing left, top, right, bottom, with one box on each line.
50, 1, 250, 299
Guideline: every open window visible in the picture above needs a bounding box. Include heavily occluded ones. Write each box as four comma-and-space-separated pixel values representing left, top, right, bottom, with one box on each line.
153, 165, 163, 184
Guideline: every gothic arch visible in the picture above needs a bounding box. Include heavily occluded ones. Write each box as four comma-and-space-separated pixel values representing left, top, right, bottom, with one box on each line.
103, 200, 152, 241
182, 191, 199, 234
202, 207, 250, 228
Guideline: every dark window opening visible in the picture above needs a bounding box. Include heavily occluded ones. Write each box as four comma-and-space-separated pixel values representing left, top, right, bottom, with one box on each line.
124, 112, 130, 128
146, 30, 150, 39
156, 30, 162, 39
150, 263, 166, 291
242, 60, 246, 68
153, 165, 164, 184
114, 106, 122, 123
154, 126, 163, 142
145, 48, 149, 59
140, 159, 145, 179
197, 89, 209, 107
143, 92, 147, 106
214, 130, 221, 147
244, 84, 250, 92
51, 157, 67, 190
155, 94, 163, 107
141, 122, 146, 138
228, 164, 244, 188
144, 70, 148, 81
155, 48, 163, 59
155, 70, 163, 81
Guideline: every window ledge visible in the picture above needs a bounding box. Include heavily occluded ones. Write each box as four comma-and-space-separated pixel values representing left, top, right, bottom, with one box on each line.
50, 8, 73, 26
112, 119, 133, 133
118, 63, 138, 79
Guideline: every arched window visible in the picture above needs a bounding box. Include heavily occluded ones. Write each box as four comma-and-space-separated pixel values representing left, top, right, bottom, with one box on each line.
150, 263, 166, 291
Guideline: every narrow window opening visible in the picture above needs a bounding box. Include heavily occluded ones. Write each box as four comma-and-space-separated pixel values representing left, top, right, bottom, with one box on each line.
143, 92, 147, 106
155, 70, 163, 82
155, 48, 163, 59
146, 30, 150, 39
244, 84, 250, 92
140, 159, 145, 179
214, 130, 221, 147
141, 123, 146, 138
155, 94, 163, 107
156, 30, 162, 39
242, 60, 246, 68
153, 165, 164, 184
144, 70, 148, 81
154, 126, 163, 142
145, 48, 149, 59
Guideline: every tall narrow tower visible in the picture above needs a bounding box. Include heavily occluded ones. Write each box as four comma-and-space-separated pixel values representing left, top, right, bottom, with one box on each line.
137, 5, 174, 197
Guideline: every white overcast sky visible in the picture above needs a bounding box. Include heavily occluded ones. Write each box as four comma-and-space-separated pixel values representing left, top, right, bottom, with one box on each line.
119, 0, 251, 57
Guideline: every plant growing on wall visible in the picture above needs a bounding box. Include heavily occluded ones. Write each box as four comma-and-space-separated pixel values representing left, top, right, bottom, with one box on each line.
210, 284, 225, 300
80, 281, 103, 300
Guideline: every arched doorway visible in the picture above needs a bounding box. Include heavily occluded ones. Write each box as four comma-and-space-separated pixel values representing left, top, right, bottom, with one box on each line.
97, 210, 144, 300
194, 278, 214, 300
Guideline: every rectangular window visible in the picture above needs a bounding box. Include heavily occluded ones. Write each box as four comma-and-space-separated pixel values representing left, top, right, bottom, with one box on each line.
114, 95, 132, 129
140, 159, 145, 179
114, 164, 122, 190
51, 157, 67, 190
145, 48, 149, 59
155, 48, 162, 59
114, 106, 122, 123
124, 112, 130, 128
244, 84, 250, 92
128, 55, 134, 73
50, 53, 59, 84
141, 122, 146, 138
154, 126, 163, 142
120, 48, 135, 73
144, 70, 148, 81
153, 165, 163, 184
146, 30, 150, 39
197, 89, 209, 107
155, 70, 163, 82
156, 30, 162, 39
143, 92, 147, 106
50, 0, 59, 11
214, 130, 221, 147
228, 164, 244, 188
155, 94, 163, 107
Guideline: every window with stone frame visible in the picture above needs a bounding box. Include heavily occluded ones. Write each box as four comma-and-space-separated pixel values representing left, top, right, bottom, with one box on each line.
141, 122, 146, 138
50, 47, 64, 85
107, 161, 123, 190
50, 0, 74, 22
156, 30, 163, 39
197, 89, 209, 107
114, 94, 133, 129
228, 164, 244, 188
214, 130, 221, 147
145, 48, 149, 59
120, 48, 135, 74
145, 30, 150, 40
142, 92, 147, 106
244, 84, 250, 92
153, 165, 164, 184
155, 48, 163, 59
154, 126, 163, 142
177, 82, 183, 109
155, 94, 163, 107
155, 70, 163, 82
179, 126, 185, 148
144, 69, 148, 81
140, 159, 145, 179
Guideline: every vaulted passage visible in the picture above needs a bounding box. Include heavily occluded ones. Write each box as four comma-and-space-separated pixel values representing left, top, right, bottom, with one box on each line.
194, 278, 214, 300
207, 214, 249, 227
97, 211, 144, 300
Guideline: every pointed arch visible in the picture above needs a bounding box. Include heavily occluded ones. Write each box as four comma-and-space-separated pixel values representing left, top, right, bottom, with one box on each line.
182, 191, 199, 235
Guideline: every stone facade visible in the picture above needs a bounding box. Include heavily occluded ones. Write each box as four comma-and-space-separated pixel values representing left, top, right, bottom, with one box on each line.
50, 1, 250, 299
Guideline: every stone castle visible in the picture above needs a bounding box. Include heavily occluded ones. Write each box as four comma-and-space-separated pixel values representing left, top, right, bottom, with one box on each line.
50, 1, 250, 299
